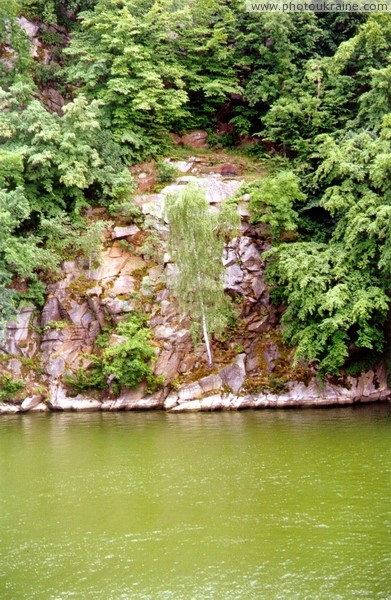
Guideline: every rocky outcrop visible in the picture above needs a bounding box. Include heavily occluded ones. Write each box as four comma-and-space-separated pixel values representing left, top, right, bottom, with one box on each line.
1, 155, 390, 414
12, 17, 67, 113
175, 130, 209, 149
166, 364, 390, 412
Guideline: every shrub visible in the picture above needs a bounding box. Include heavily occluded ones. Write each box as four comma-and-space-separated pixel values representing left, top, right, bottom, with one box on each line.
0, 373, 25, 402
64, 313, 163, 395
156, 161, 178, 184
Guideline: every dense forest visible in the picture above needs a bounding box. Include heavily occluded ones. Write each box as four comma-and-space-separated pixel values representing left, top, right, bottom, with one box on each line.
0, 0, 390, 382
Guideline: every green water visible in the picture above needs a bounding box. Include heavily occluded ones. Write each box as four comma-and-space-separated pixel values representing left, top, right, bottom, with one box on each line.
0, 406, 390, 599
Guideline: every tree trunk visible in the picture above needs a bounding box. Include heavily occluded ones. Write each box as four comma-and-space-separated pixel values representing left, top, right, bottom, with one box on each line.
200, 299, 213, 367
193, 233, 213, 367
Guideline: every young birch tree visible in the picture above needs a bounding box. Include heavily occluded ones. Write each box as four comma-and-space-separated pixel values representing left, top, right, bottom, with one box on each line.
165, 184, 239, 367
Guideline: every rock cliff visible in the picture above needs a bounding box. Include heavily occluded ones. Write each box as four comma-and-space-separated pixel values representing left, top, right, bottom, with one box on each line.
1, 156, 390, 413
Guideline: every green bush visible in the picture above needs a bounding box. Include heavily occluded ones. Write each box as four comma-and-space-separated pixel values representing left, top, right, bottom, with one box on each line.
0, 373, 25, 402
63, 357, 106, 394
102, 314, 163, 392
64, 313, 163, 395
156, 161, 178, 184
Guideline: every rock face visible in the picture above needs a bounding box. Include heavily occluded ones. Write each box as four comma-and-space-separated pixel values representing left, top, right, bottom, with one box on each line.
165, 364, 390, 412
180, 131, 208, 149
1, 156, 390, 413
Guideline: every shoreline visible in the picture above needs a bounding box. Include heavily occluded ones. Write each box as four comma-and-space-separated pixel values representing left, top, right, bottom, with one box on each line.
1, 390, 390, 414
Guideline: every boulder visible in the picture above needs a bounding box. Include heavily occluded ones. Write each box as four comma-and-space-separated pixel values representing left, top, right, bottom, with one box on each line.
48, 384, 101, 411
178, 382, 204, 402
251, 275, 267, 300
203, 178, 242, 204
219, 354, 246, 394
219, 163, 239, 176
71, 399, 102, 412
41, 329, 63, 350
198, 374, 223, 394
6, 306, 34, 354
264, 344, 280, 373
224, 264, 244, 294
160, 300, 177, 320
111, 225, 140, 240
94, 251, 128, 281
108, 243, 124, 258
120, 255, 146, 276
170, 399, 202, 412
21, 395, 44, 411
8, 358, 22, 376
154, 349, 181, 381
109, 275, 135, 297
223, 248, 237, 268
154, 325, 177, 340
88, 296, 107, 328
140, 198, 164, 220
101, 391, 163, 411
164, 393, 179, 410
29, 402, 50, 412
168, 160, 193, 173
17, 17, 39, 38
45, 356, 67, 378
238, 202, 250, 218
248, 316, 269, 333
100, 297, 135, 316
239, 237, 260, 270
41, 297, 62, 327
200, 394, 226, 410
43, 88, 65, 112
178, 354, 198, 373
181, 131, 208, 149
67, 300, 90, 328
115, 384, 146, 405
137, 175, 157, 193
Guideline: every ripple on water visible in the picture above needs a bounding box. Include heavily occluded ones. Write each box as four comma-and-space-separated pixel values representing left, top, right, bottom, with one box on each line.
0, 406, 390, 599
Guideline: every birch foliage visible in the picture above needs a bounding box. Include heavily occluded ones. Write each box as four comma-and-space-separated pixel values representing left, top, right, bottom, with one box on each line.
165, 185, 239, 365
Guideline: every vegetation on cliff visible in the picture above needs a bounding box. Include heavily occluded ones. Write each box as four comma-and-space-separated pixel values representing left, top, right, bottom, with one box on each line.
165, 185, 240, 366
0, 1, 390, 381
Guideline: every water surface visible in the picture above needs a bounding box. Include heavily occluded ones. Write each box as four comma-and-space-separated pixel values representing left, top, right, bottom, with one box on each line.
1, 406, 390, 599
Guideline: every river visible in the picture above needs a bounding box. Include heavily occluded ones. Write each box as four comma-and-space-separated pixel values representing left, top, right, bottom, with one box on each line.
1, 405, 390, 599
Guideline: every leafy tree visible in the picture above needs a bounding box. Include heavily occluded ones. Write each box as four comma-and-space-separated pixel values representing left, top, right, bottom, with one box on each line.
0, 82, 133, 334
1, 0, 389, 383
19, 0, 98, 25
165, 185, 239, 366
265, 242, 388, 376
356, 64, 391, 131
230, 12, 329, 140
262, 116, 391, 376
0, 155, 59, 280
39, 214, 107, 276
261, 15, 391, 158
165, 0, 240, 131
64, 0, 241, 156
0, 85, 133, 215
65, 0, 188, 158
247, 171, 303, 239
